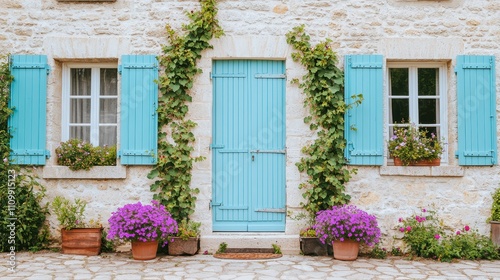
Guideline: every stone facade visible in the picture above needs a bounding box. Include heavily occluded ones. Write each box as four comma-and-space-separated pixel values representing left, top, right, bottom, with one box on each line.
1, 0, 500, 253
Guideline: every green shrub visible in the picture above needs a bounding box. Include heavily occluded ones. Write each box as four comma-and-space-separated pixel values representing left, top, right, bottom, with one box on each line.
55, 139, 116, 171
0, 173, 51, 252
397, 208, 499, 262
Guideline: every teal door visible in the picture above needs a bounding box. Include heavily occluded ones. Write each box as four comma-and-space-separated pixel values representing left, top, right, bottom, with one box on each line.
212, 60, 286, 231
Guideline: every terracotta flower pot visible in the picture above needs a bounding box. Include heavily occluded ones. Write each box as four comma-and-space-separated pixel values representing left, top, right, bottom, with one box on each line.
131, 240, 159, 260
61, 228, 102, 256
332, 239, 359, 261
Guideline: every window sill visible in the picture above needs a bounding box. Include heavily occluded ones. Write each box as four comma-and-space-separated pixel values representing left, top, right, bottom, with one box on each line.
42, 166, 126, 179
379, 166, 464, 177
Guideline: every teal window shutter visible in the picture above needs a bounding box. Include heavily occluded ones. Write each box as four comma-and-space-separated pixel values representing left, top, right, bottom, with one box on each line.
344, 54, 384, 165
9, 55, 50, 165
456, 55, 497, 166
118, 55, 158, 165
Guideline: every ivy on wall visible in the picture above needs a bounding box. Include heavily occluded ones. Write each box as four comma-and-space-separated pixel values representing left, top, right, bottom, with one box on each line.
286, 26, 361, 219
148, 0, 223, 222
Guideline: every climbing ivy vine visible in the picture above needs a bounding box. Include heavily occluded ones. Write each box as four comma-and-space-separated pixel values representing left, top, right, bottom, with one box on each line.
286, 25, 361, 219
148, 0, 223, 222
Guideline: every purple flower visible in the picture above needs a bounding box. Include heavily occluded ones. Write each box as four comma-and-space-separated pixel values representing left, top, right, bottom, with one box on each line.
399, 227, 405, 232
464, 225, 470, 231
406, 226, 411, 232
456, 230, 461, 235
434, 234, 440, 240
107, 200, 178, 246
312, 205, 381, 246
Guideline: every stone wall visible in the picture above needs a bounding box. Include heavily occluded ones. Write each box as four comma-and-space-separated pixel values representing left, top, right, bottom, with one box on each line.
1, 0, 500, 252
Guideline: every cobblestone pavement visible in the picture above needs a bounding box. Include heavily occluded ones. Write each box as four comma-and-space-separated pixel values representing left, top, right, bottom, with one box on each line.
2, 251, 500, 280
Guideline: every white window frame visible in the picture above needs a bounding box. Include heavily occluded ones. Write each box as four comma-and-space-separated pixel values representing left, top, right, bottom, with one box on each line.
61, 62, 118, 146
386, 61, 448, 164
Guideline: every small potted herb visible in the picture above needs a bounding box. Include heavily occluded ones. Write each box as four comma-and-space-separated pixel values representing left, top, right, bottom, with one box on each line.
388, 123, 444, 166
107, 200, 178, 260
313, 204, 381, 260
299, 226, 329, 256
168, 219, 201, 256
50, 196, 103, 256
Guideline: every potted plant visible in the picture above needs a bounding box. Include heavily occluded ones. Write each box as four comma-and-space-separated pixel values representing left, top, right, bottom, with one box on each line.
50, 196, 103, 256
313, 204, 381, 260
107, 200, 178, 260
387, 123, 444, 166
488, 187, 500, 246
168, 219, 201, 256
299, 226, 329, 256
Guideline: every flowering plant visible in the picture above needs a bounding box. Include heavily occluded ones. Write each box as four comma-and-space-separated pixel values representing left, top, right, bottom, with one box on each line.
56, 138, 116, 171
397, 208, 499, 262
387, 123, 443, 165
107, 201, 178, 246
313, 205, 381, 246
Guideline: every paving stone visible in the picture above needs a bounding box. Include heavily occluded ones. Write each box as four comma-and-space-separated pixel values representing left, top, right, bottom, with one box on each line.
2, 252, 500, 279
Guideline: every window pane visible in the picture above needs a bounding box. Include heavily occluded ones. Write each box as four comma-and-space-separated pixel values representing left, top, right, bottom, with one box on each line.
70, 126, 90, 142
389, 68, 409, 96
418, 99, 439, 124
70, 99, 91, 123
99, 126, 117, 146
99, 99, 117, 123
418, 68, 438, 96
70, 69, 91, 96
390, 99, 409, 123
100, 69, 118, 96
419, 126, 438, 139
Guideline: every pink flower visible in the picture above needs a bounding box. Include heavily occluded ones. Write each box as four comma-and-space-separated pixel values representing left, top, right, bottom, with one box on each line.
406, 226, 411, 232
398, 217, 403, 222
464, 225, 470, 231
456, 230, 461, 235
399, 227, 405, 232
422, 208, 427, 213
434, 234, 440, 240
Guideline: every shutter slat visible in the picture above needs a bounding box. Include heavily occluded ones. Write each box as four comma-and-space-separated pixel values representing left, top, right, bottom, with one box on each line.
119, 55, 158, 165
456, 55, 497, 166
9, 55, 50, 165
344, 54, 384, 165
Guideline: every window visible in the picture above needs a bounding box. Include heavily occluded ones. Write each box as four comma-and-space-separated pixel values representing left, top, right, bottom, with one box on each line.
62, 63, 118, 147
387, 62, 448, 162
